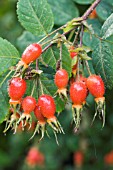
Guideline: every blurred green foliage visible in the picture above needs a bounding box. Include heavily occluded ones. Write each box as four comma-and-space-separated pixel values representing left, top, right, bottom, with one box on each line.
0, 0, 23, 45
1, 0, 113, 170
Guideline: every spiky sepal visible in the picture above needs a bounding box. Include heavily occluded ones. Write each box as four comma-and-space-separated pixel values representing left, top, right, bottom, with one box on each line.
17, 113, 32, 130
47, 116, 64, 145
3, 113, 19, 134
56, 88, 68, 99
12, 60, 28, 77
29, 121, 46, 142
47, 116, 64, 134
4, 100, 21, 134
72, 104, 83, 132
9, 99, 21, 106
17, 59, 28, 69
92, 97, 105, 128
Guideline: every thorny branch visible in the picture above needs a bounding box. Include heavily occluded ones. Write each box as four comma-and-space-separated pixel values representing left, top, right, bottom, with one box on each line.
42, 0, 102, 53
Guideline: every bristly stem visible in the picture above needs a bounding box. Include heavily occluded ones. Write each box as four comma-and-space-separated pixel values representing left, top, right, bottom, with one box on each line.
80, 25, 84, 47
85, 61, 92, 76
39, 0, 101, 46
42, 43, 53, 54
77, 57, 80, 81
38, 25, 66, 44
60, 43, 62, 69
36, 58, 38, 71
42, 27, 77, 54
72, 26, 81, 46
31, 80, 36, 97
82, 0, 101, 20
39, 78, 44, 95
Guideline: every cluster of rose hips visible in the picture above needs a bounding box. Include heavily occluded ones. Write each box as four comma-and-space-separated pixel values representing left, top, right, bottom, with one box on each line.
56, 46, 105, 131
4, 42, 105, 144
4, 43, 64, 143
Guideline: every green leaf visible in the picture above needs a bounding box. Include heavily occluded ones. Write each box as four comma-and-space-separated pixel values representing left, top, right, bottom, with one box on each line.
17, 0, 54, 36
83, 32, 99, 49
16, 31, 42, 52
39, 73, 57, 96
42, 44, 72, 76
106, 35, 113, 54
54, 96, 65, 113
103, 0, 113, 6
0, 37, 20, 76
92, 41, 113, 89
48, 0, 79, 25
39, 74, 65, 112
73, 0, 94, 5
0, 73, 9, 123
83, 19, 101, 50
0, 89, 9, 123
86, 19, 102, 34
101, 13, 113, 39
0, 49, 15, 123
96, 1, 113, 21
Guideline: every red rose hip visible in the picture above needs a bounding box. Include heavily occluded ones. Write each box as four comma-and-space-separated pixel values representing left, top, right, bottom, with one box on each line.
22, 96, 36, 114
18, 96, 36, 130
86, 75, 105, 98
17, 43, 42, 69
30, 105, 46, 141
34, 105, 45, 122
70, 81, 87, 105
54, 69, 68, 89
21, 43, 42, 65
8, 77, 26, 101
38, 94, 64, 143
86, 74, 105, 127
38, 95, 56, 119
54, 69, 69, 98
70, 81, 87, 130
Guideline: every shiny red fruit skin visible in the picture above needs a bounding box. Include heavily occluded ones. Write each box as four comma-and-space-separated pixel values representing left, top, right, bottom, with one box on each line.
8, 77, 26, 100
34, 105, 45, 122
54, 69, 68, 89
38, 95, 56, 119
21, 43, 42, 64
22, 96, 36, 113
70, 81, 87, 105
86, 75, 105, 98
